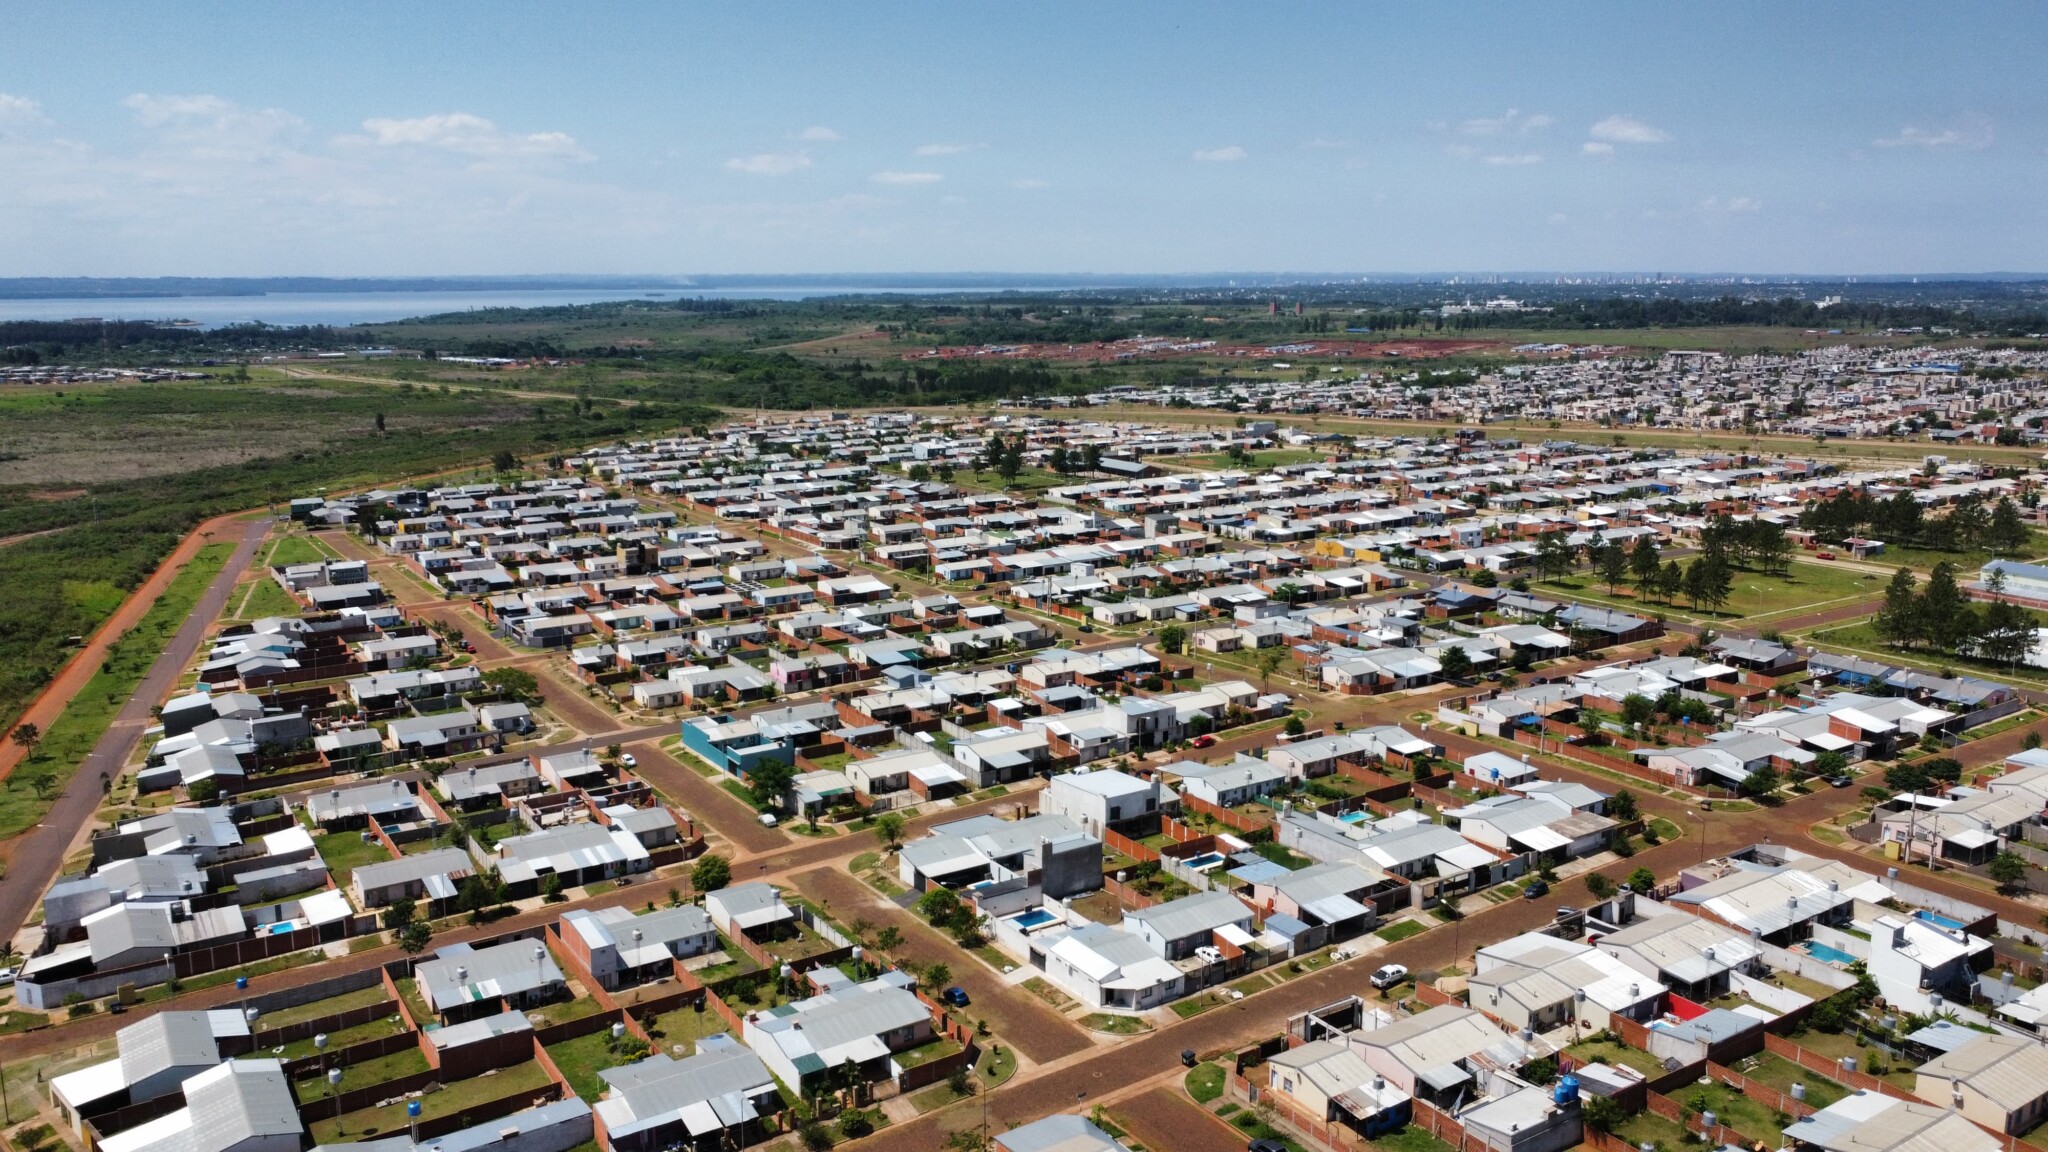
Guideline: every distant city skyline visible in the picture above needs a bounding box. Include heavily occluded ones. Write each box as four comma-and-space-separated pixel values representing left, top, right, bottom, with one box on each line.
2, 1, 2044, 277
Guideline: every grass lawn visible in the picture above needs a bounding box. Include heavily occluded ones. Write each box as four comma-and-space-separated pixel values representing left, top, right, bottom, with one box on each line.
0, 542, 234, 840
1565, 1038, 1667, 1078
260, 984, 393, 1029
1070, 890, 1127, 925
1615, 1109, 1691, 1150
1659, 1080, 1791, 1146
1800, 615, 2048, 688
544, 1030, 650, 1102
1171, 997, 1219, 1019
1779, 1030, 1920, 1090
230, 577, 303, 622
1728, 1051, 1851, 1110
1376, 919, 1427, 943
315, 830, 395, 886
1173, 449, 1329, 470
1081, 1012, 1153, 1033
946, 466, 1073, 495
1185, 1062, 1227, 1104
528, 996, 608, 1026
1227, 1111, 1307, 1152
891, 1036, 964, 1071
643, 1003, 734, 1054
910, 1079, 974, 1114
295, 1046, 429, 1092
975, 1042, 1016, 1089
1374, 1127, 1458, 1152
267, 534, 339, 566
805, 751, 853, 772
274, 1015, 409, 1061
1542, 560, 1885, 625
847, 851, 880, 874
1022, 977, 1076, 1011
0, 1010, 47, 1034
309, 1060, 555, 1143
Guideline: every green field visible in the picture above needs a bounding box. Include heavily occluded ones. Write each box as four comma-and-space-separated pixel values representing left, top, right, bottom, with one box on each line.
0, 541, 235, 839
315, 830, 395, 885
1540, 559, 1885, 625
1170, 449, 1329, 470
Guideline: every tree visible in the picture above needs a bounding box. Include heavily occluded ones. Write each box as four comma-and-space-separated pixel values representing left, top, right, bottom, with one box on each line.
1157, 624, 1188, 655
1921, 561, 1969, 651
491, 449, 518, 474
982, 433, 1005, 471
187, 777, 220, 804
1284, 715, 1306, 736
1607, 789, 1638, 822
1657, 559, 1685, 605
1990, 497, 2030, 554
2027, 730, 2043, 752
1585, 873, 1616, 900
1740, 764, 1781, 799
746, 759, 795, 811
1749, 519, 1793, 575
1437, 644, 1473, 682
917, 886, 962, 927
838, 1109, 875, 1140
922, 962, 952, 992
1583, 1095, 1625, 1134
397, 920, 433, 954
9, 722, 40, 758
1989, 852, 2028, 894
1048, 445, 1071, 474
907, 463, 932, 483
1254, 647, 1287, 691
1814, 750, 1849, 781
1625, 866, 1657, 893
1885, 762, 1931, 794
1598, 542, 1630, 594
873, 811, 907, 851
374, 411, 386, 433
1083, 444, 1103, 472
998, 441, 1023, 484
691, 854, 731, 893
541, 873, 565, 903
381, 898, 417, 932
482, 666, 540, 701
876, 925, 901, 951
1874, 567, 1922, 647
1629, 536, 1661, 588
799, 1122, 832, 1152
1620, 694, 1656, 729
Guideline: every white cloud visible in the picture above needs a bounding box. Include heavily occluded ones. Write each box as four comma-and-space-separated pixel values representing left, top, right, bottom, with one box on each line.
1459, 109, 1552, 136
797, 126, 841, 141
939, 194, 967, 205
1483, 153, 1543, 166
1012, 178, 1049, 189
724, 152, 812, 176
124, 93, 307, 159
1191, 145, 1246, 162
348, 113, 586, 161
1581, 141, 1615, 157
1727, 196, 1761, 213
914, 142, 982, 156
1300, 136, 1351, 150
0, 93, 46, 127
1874, 116, 1993, 150
1589, 115, 1672, 145
870, 170, 942, 184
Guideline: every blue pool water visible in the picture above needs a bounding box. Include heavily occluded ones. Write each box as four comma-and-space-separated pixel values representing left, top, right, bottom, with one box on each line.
267, 922, 296, 935
1804, 942, 1858, 966
1339, 811, 1370, 826
1915, 910, 1967, 931
1182, 852, 1227, 870
1011, 909, 1058, 929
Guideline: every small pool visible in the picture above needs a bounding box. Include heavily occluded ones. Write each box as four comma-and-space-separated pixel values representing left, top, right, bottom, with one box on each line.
1915, 910, 1967, 931
1803, 942, 1858, 966
1182, 852, 1227, 871
266, 922, 297, 936
1339, 811, 1370, 826
1010, 909, 1058, 929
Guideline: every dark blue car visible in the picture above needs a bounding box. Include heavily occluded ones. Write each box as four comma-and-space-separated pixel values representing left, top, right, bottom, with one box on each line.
943, 986, 970, 1007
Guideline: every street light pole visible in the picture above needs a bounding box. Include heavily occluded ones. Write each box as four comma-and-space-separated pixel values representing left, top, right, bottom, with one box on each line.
1689, 809, 1708, 864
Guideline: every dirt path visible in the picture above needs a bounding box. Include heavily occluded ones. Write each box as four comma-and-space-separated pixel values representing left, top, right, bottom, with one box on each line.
0, 512, 254, 780
0, 517, 271, 946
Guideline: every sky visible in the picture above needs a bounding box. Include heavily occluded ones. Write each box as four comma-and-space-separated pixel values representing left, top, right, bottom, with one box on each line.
2, 1, 2045, 278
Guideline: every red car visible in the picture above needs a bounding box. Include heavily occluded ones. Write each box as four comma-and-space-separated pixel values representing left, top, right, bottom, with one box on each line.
1191, 734, 1217, 748
1816, 552, 1836, 561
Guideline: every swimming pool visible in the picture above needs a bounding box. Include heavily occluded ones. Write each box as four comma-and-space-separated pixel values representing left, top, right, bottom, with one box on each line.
1802, 941, 1858, 966
266, 922, 297, 935
1339, 811, 1370, 826
1914, 910, 1968, 931
1010, 909, 1058, 929
1182, 852, 1227, 871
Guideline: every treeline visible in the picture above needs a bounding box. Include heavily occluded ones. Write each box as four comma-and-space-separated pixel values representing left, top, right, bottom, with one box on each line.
1799, 489, 2031, 555
0, 398, 715, 730
636, 354, 1069, 410
1873, 562, 2036, 667
1522, 515, 1791, 615
0, 319, 355, 364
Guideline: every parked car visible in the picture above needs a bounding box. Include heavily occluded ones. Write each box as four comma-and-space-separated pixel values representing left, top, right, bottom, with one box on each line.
1250, 1141, 1289, 1152
1369, 963, 1408, 990
1181, 1048, 1198, 1067
1829, 775, 1854, 788
0, 967, 16, 987
1191, 734, 1217, 749
758, 812, 779, 827
943, 986, 971, 1008
621, 753, 638, 768
1523, 879, 1551, 899
1816, 552, 1837, 560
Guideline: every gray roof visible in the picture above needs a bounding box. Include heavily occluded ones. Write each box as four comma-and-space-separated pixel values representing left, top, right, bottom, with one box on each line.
1122, 890, 1252, 942
352, 847, 471, 892
118, 1010, 246, 1088
995, 1114, 1128, 1152
417, 939, 564, 1008
176, 1060, 303, 1152
596, 1038, 775, 1139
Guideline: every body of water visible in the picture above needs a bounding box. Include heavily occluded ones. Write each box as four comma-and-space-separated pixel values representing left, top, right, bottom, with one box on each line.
0, 285, 1063, 328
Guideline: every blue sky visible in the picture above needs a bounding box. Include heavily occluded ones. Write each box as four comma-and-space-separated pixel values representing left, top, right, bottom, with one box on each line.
2, 1, 2044, 277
